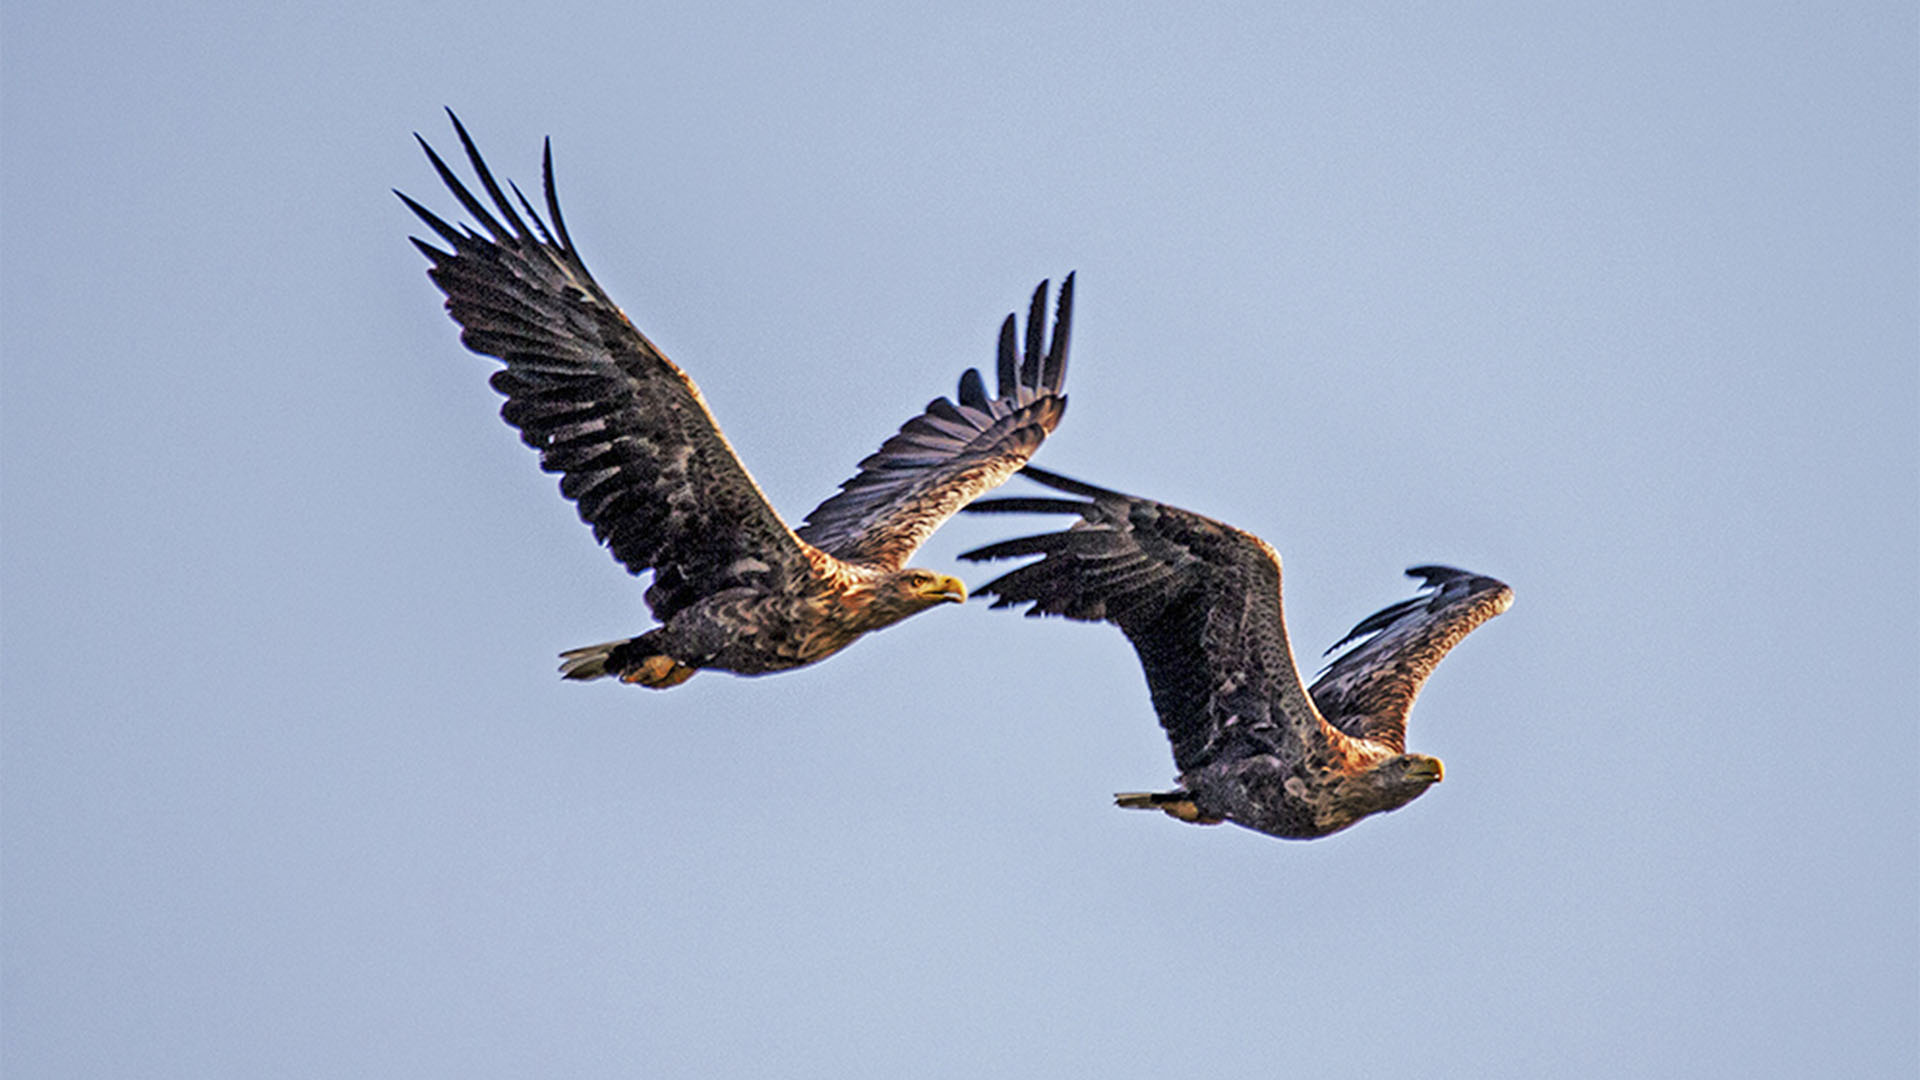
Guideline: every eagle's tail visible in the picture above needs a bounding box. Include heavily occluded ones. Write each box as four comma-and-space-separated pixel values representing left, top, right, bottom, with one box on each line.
558, 632, 698, 688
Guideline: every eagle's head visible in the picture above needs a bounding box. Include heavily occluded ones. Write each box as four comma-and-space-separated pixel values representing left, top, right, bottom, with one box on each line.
866, 568, 968, 623
1300, 752, 1446, 837
1355, 752, 1445, 812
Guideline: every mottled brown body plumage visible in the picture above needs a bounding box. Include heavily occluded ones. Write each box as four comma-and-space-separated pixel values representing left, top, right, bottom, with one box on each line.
401, 112, 1073, 687
963, 467, 1511, 839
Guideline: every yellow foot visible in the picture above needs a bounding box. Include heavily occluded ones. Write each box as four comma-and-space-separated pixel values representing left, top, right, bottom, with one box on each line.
621, 654, 698, 688
1159, 799, 1224, 825
1114, 791, 1224, 825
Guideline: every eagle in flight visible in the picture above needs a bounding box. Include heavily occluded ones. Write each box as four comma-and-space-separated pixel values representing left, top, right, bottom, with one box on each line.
400, 112, 1073, 687
962, 467, 1511, 839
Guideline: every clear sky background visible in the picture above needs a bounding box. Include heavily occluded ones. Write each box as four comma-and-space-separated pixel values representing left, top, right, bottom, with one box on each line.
4, 4, 1915, 1078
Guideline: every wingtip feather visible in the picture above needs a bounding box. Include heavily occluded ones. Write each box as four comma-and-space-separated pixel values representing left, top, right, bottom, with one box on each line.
1020, 279, 1048, 388
1044, 272, 1074, 391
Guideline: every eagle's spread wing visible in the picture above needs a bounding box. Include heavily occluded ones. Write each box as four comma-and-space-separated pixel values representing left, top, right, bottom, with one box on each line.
960, 467, 1327, 773
795, 277, 1073, 571
1309, 566, 1514, 751
399, 112, 812, 621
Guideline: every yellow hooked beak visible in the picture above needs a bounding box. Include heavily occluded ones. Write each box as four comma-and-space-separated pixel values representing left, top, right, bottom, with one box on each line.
1406, 756, 1445, 784
921, 574, 968, 604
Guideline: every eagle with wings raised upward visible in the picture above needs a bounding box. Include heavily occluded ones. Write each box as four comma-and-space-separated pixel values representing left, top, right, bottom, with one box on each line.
962, 467, 1511, 839
400, 112, 1073, 688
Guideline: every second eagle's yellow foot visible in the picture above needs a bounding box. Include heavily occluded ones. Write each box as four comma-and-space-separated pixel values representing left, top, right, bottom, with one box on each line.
622, 655, 698, 688
1115, 791, 1225, 825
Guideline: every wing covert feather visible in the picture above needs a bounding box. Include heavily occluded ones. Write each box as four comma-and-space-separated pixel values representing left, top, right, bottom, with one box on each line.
1309, 566, 1514, 750
796, 276, 1074, 570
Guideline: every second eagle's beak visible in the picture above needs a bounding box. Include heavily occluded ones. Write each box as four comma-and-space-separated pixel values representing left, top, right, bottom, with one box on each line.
1405, 756, 1445, 784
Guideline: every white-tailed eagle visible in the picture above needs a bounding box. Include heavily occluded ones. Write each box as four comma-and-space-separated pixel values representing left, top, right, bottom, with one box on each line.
400, 112, 1073, 688
962, 467, 1511, 839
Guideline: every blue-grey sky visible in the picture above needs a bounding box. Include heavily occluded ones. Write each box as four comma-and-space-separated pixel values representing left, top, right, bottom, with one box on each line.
5, 3, 1915, 1077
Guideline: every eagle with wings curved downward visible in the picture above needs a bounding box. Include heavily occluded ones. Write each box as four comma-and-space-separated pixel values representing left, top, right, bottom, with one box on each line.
963, 467, 1511, 839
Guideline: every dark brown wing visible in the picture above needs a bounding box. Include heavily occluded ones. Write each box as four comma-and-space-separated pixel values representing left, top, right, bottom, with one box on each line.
959, 467, 1328, 774
399, 112, 812, 621
1308, 566, 1514, 751
795, 276, 1073, 570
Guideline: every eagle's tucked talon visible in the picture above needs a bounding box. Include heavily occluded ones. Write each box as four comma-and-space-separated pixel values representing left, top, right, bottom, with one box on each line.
622, 655, 698, 689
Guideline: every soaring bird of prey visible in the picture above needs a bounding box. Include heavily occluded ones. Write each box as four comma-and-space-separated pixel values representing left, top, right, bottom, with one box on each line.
961, 467, 1511, 839
399, 113, 1073, 688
